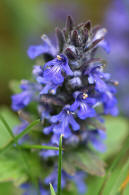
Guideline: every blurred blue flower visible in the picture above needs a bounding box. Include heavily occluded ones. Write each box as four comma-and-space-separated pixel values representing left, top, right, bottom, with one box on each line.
21, 183, 49, 195
27, 35, 57, 59
11, 91, 33, 111
101, 89, 118, 116
82, 129, 106, 152
38, 104, 51, 121
44, 169, 67, 191
105, 0, 129, 116
11, 80, 41, 111
84, 64, 110, 93
13, 120, 29, 144
40, 143, 59, 159
44, 169, 87, 194
70, 171, 87, 194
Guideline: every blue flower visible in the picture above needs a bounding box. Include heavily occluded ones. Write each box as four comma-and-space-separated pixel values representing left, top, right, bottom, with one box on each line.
27, 35, 57, 59
32, 65, 43, 77
84, 65, 118, 116
51, 105, 80, 137
40, 143, 59, 159
43, 54, 73, 85
65, 134, 79, 145
13, 120, 29, 144
105, 0, 129, 116
11, 91, 33, 111
44, 169, 67, 191
11, 80, 41, 111
85, 64, 110, 93
43, 105, 80, 139
101, 89, 118, 116
70, 171, 87, 194
38, 76, 61, 95
85, 129, 106, 152
70, 92, 96, 120
98, 39, 110, 53
93, 28, 110, 53
45, 169, 87, 194
68, 71, 82, 88
38, 104, 51, 121
21, 183, 48, 195
33, 56, 69, 95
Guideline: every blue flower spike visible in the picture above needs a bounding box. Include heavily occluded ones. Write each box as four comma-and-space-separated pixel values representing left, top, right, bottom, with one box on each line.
11, 15, 118, 194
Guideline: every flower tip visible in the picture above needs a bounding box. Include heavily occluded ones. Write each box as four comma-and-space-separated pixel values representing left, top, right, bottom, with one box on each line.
102, 28, 108, 34
57, 55, 62, 60
114, 81, 119, 86
41, 34, 47, 40
82, 93, 88, 99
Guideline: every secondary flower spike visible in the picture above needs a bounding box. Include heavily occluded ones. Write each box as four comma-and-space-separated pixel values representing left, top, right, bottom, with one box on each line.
11, 16, 118, 194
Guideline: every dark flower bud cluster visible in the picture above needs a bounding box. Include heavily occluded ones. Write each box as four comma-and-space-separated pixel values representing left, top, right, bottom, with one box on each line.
11, 16, 118, 194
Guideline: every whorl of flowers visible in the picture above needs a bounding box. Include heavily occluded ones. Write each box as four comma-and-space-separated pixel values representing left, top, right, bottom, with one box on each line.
11, 16, 118, 194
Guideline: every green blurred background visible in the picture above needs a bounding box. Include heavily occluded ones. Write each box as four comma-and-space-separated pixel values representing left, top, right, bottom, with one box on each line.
0, 0, 110, 106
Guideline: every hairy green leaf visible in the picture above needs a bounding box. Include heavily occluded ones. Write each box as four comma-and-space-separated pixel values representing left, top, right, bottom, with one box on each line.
63, 149, 105, 177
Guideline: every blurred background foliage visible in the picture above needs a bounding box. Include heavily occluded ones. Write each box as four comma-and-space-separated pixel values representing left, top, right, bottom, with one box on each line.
0, 0, 129, 194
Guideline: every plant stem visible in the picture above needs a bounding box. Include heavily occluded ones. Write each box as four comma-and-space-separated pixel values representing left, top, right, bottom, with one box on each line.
57, 135, 63, 195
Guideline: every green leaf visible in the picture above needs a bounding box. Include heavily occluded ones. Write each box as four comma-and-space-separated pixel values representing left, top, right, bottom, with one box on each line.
99, 157, 129, 195
0, 119, 40, 154
76, 150, 105, 176
20, 144, 59, 151
0, 148, 44, 187
0, 150, 27, 185
14, 119, 40, 142
63, 160, 76, 176
86, 118, 129, 195
63, 149, 105, 177
0, 107, 19, 128
0, 107, 19, 148
98, 135, 129, 195
110, 158, 129, 195
102, 116, 128, 159
124, 179, 129, 195
0, 112, 42, 190
0, 114, 15, 138
87, 118, 106, 131
86, 176, 104, 195
57, 135, 63, 195
50, 184, 56, 195
22, 151, 44, 181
